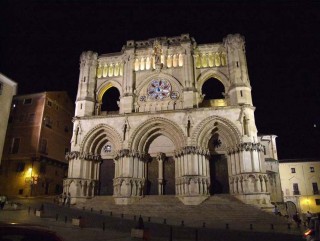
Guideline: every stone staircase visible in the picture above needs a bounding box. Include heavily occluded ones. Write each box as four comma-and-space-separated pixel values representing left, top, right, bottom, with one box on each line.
76, 195, 296, 233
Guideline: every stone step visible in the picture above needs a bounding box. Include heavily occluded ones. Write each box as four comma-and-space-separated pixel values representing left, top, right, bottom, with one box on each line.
78, 195, 289, 228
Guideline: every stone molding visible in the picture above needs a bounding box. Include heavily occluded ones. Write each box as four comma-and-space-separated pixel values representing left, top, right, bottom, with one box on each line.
65, 151, 101, 161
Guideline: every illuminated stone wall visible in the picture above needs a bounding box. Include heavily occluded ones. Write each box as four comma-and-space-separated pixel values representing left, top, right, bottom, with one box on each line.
66, 34, 275, 207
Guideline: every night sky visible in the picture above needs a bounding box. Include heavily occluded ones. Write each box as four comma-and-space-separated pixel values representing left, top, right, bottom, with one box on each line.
1, 1, 319, 159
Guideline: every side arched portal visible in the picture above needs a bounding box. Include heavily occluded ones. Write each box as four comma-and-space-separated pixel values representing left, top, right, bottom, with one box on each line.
80, 124, 123, 196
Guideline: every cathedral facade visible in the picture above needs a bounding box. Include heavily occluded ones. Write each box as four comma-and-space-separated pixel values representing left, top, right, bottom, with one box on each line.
64, 34, 272, 206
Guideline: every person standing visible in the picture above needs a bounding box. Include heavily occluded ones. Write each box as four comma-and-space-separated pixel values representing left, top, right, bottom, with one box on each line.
306, 211, 313, 226
66, 193, 71, 207
0, 195, 7, 210
62, 192, 67, 206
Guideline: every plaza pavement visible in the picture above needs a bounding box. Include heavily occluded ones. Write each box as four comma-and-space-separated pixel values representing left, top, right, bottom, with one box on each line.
0, 198, 305, 241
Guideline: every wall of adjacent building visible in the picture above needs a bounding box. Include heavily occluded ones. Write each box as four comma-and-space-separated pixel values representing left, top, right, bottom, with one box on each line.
0, 91, 74, 197
0, 73, 17, 165
279, 160, 320, 214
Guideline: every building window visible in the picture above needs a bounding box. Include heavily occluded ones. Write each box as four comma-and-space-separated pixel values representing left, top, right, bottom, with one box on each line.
16, 162, 25, 172
313, 183, 319, 195
47, 100, 52, 107
39, 139, 47, 154
103, 145, 112, 153
44, 116, 52, 128
310, 167, 315, 172
23, 98, 32, 105
0, 81, 3, 95
293, 183, 300, 195
11, 138, 20, 154
316, 199, 320, 206
291, 168, 296, 173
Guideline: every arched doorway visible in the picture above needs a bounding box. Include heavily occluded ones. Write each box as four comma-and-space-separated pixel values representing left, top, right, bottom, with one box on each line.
146, 135, 176, 195
99, 142, 115, 195
286, 201, 297, 218
99, 159, 114, 195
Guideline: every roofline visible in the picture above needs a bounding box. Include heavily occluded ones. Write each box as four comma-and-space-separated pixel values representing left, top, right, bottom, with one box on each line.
0, 72, 18, 95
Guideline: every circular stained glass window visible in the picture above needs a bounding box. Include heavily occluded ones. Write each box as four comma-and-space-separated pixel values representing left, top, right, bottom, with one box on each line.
147, 79, 171, 100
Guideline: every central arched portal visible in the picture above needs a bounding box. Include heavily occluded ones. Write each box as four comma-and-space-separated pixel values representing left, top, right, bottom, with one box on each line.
146, 135, 176, 195
208, 132, 229, 195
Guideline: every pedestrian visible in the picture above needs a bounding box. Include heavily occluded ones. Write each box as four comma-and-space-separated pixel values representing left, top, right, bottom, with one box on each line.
66, 192, 71, 207
273, 205, 280, 215
306, 211, 313, 226
293, 212, 302, 227
62, 192, 67, 206
0, 195, 7, 210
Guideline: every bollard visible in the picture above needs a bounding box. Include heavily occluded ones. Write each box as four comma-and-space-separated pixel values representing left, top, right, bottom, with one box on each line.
202, 222, 206, 228
28, 207, 31, 214
64, 216, 67, 223
287, 223, 291, 229
169, 226, 173, 241
148, 217, 151, 222
56, 214, 59, 221
91, 208, 93, 212
250, 224, 253, 230
226, 223, 229, 229
271, 224, 274, 230
100, 210, 102, 214
163, 218, 167, 224
102, 222, 105, 231
110, 211, 113, 216
181, 220, 184, 226
195, 229, 198, 241
33, 208, 36, 215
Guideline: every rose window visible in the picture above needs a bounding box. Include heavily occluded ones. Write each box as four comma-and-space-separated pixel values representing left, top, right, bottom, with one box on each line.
147, 79, 171, 100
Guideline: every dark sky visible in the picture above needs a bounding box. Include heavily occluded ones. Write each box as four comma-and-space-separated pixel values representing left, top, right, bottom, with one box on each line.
1, 1, 319, 159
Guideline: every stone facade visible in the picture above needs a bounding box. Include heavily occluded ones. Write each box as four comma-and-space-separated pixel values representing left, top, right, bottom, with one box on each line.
65, 34, 275, 206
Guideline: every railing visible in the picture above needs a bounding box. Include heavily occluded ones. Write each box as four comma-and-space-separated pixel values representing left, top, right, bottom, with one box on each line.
293, 190, 300, 195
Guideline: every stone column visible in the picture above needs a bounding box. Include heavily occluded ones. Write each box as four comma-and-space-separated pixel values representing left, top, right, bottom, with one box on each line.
157, 152, 165, 195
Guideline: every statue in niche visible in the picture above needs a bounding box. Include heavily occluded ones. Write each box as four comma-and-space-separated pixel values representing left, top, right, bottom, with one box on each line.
153, 40, 162, 66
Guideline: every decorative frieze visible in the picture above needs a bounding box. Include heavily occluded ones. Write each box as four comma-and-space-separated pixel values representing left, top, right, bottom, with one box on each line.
174, 146, 210, 157
115, 149, 150, 160
65, 151, 101, 161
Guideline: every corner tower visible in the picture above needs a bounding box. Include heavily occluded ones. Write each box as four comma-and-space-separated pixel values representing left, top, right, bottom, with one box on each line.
75, 51, 98, 117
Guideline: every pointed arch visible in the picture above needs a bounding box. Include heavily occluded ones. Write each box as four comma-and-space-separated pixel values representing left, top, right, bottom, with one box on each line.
191, 115, 241, 151
197, 69, 230, 92
80, 124, 123, 154
128, 117, 186, 152
96, 80, 122, 103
